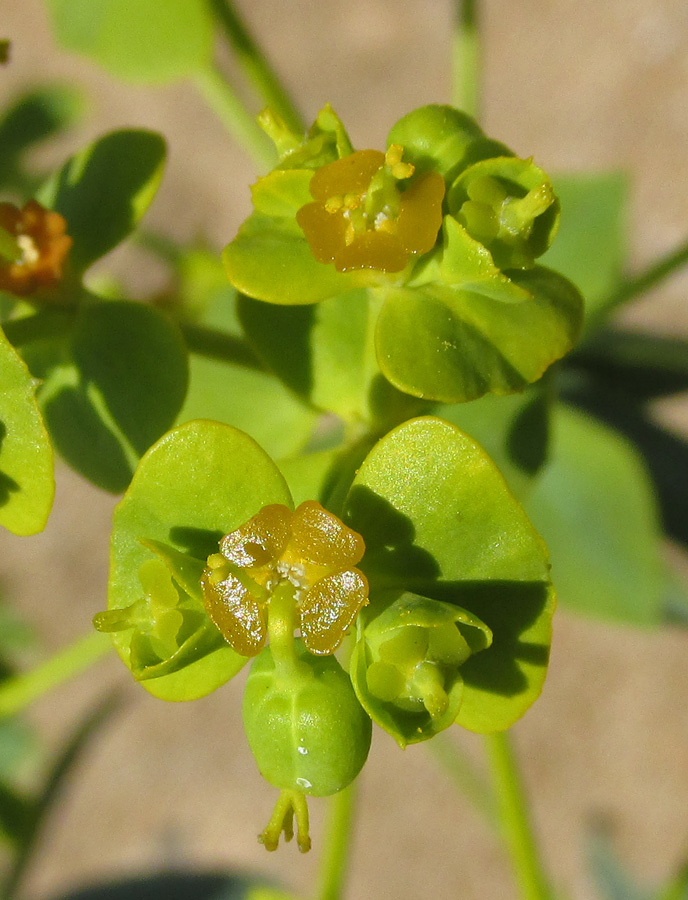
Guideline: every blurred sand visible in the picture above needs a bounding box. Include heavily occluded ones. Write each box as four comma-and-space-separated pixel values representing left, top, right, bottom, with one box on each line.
1, 2, 688, 899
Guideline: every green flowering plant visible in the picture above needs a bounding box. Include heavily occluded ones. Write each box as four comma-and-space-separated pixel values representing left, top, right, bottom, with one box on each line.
1, 4, 687, 900
224, 104, 584, 402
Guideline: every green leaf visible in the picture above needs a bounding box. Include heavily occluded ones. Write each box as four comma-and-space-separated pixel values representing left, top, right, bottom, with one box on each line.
526, 404, 666, 626
0, 327, 54, 535
177, 277, 316, 460
343, 416, 554, 733
46, 0, 214, 84
108, 419, 292, 700
28, 301, 188, 493
0, 84, 84, 193
375, 263, 583, 403
438, 381, 551, 499
540, 172, 628, 334
239, 290, 384, 422
37, 129, 166, 274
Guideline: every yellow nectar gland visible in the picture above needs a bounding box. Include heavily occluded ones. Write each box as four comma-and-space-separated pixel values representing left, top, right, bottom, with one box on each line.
201, 501, 369, 658
0, 200, 72, 296
296, 144, 445, 273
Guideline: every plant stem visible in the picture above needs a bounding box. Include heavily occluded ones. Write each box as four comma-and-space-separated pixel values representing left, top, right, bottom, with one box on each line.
208, 0, 304, 133
192, 64, 276, 171
315, 783, 357, 900
180, 321, 264, 370
452, 0, 480, 118
0, 631, 112, 719
485, 731, 550, 900
427, 731, 497, 827
602, 234, 688, 315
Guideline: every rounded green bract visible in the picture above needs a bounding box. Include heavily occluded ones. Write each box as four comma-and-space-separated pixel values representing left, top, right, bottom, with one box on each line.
242, 640, 372, 797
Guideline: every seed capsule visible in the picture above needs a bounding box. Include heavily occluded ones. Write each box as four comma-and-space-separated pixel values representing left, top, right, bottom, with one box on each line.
242, 639, 372, 798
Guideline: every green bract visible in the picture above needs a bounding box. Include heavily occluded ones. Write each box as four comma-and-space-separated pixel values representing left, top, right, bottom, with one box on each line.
343, 416, 555, 735
242, 640, 372, 797
0, 326, 54, 535
104, 419, 292, 701
224, 103, 583, 403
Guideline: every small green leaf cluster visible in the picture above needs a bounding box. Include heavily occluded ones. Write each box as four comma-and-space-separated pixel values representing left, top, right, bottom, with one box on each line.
224, 103, 584, 403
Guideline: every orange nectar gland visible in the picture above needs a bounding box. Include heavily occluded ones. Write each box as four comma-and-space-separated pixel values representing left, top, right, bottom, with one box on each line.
296, 144, 445, 273
200, 501, 369, 658
0, 200, 72, 296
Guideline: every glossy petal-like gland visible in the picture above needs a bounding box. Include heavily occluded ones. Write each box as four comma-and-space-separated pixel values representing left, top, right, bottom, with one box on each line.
288, 500, 365, 568
396, 172, 446, 254
201, 568, 267, 657
220, 503, 292, 569
309, 150, 385, 201
300, 569, 369, 655
0, 200, 72, 296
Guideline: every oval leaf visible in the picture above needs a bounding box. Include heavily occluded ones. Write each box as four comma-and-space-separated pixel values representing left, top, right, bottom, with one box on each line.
376, 264, 583, 403
526, 405, 666, 626
46, 0, 214, 84
343, 416, 554, 733
37, 129, 166, 274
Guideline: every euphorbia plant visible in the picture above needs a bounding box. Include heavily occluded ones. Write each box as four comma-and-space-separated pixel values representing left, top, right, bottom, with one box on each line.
1, 3, 687, 900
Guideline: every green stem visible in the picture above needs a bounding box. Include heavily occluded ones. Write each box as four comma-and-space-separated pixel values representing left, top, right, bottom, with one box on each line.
180, 321, 264, 370
208, 0, 304, 132
315, 783, 357, 900
452, 0, 480, 118
267, 581, 304, 680
0, 631, 112, 719
427, 731, 497, 827
485, 731, 550, 900
602, 235, 688, 315
192, 64, 276, 170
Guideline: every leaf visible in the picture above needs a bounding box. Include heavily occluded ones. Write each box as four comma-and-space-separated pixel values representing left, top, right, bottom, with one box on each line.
540, 172, 628, 334
0, 327, 54, 535
239, 290, 384, 422
586, 819, 651, 900
343, 416, 554, 733
0, 84, 84, 193
37, 129, 166, 274
177, 278, 316, 460
438, 381, 551, 499
526, 405, 666, 626
108, 419, 292, 701
46, 0, 214, 84
28, 301, 188, 493
375, 263, 583, 403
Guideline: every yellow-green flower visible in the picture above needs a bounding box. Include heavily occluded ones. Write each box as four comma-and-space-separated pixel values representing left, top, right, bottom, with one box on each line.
201, 500, 368, 657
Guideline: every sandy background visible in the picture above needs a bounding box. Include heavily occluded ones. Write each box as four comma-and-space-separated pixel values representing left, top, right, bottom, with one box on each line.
1, 2, 688, 899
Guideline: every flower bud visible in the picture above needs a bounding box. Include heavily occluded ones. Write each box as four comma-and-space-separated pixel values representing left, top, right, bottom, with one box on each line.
351, 593, 492, 747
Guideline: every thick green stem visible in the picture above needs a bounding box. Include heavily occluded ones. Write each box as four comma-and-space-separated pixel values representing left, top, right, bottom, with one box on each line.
192, 65, 276, 171
316, 783, 357, 900
452, 0, 480, 119
208, 0, 303, 132
0, 631, 112, 719
485, 731, 550, 900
